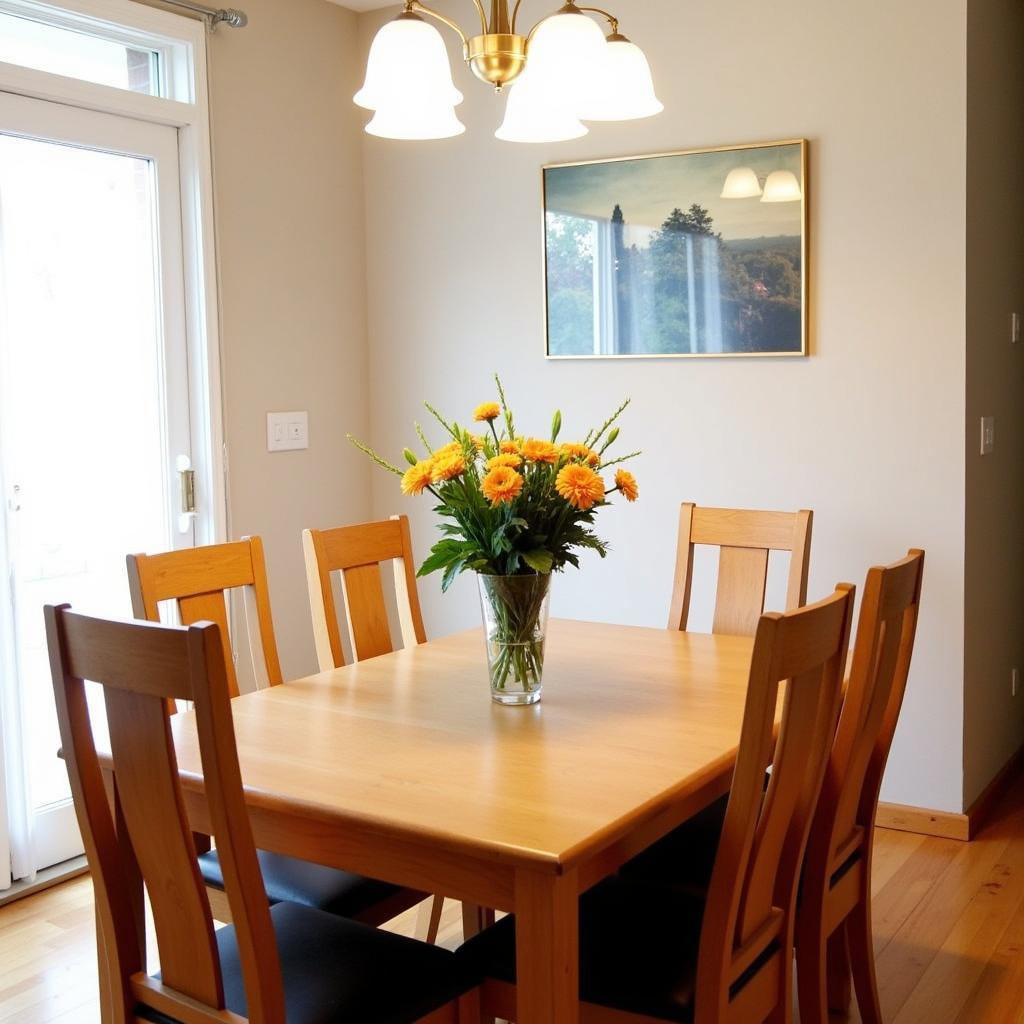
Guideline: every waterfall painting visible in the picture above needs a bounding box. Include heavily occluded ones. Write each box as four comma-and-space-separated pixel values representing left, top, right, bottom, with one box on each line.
542, 140, 807, 359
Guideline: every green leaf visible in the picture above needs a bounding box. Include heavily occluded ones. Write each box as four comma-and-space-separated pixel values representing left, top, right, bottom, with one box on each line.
522, 549, 554, 574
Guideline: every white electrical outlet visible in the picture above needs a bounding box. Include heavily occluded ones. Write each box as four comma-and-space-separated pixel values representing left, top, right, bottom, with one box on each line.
267, 411, 309, 452
980, 416, 996, 455
1013, 668, 1019, 698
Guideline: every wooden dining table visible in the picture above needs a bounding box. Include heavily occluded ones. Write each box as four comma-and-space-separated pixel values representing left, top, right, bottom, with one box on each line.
99, 617, 758, 1024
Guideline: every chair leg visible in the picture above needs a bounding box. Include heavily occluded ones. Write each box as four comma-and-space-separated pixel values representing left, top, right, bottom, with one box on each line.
416, 895, 445, 944
795, 916, 830, 1024
461, 902, 493, 941
847, 894, 883, 1024
826, 923, 853, 1013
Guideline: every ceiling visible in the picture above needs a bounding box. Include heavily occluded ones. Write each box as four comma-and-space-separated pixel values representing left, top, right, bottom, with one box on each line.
328, 0, 398, 11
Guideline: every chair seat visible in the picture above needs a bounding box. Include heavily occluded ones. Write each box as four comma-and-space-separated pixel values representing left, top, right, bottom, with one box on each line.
457, 879, 709, 1023
147, 901, 477, 1024
199, 848, 402, 919
618, 793, 727, 889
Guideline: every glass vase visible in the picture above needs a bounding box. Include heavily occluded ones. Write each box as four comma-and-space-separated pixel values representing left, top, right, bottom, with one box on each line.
477, 573, 552, 705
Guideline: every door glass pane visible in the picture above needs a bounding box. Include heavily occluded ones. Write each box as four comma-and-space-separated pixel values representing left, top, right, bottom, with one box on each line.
0, 134, 174, 817
0, 11, 159, 95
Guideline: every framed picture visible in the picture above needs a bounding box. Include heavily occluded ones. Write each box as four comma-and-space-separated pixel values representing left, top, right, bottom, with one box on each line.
543, 139, 808, 359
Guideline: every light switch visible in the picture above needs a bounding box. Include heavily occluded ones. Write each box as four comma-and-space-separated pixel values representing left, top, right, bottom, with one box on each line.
980, 416, 996, 455
267, 411, 309, 452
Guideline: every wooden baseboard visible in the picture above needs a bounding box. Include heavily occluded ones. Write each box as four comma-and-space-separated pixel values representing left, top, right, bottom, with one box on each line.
877, 743, 1024, 842
876, 802, 970, 841
965, 743, 1024, 840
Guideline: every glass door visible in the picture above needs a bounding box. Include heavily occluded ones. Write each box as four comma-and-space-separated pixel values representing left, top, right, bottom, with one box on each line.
0, 91, 195, 877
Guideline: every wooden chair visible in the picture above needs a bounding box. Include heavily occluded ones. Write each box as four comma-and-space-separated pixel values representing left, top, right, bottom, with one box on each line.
302, 515, 488, 944
796, 550, 925, 1024
44, 605, 480, 1024
127, 538, 428, 931
668, 504, 813, 636
302, 514, 426, 671
459, 584, 856, 1024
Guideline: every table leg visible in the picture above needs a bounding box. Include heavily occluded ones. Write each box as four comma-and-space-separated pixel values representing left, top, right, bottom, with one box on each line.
514, 868, 578, 1024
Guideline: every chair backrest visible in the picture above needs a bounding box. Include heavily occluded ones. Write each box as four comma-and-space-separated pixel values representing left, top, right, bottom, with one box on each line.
668, 503, 813, 636
302, 514, 426, 670
805, 550, 925, 887
45, 605, 284, 1024
695, 584, 855, 1024
127, 537, 282, 699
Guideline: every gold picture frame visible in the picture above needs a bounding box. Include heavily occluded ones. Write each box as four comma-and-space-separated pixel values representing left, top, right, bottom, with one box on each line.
542, 139, 809, 359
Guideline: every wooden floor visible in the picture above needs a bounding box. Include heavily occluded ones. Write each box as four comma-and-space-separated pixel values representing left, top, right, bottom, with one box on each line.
2, 781, 1022, 1024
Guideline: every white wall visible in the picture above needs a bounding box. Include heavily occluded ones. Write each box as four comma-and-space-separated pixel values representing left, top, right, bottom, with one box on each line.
207, 0, 372, 682
360, 0, 968, 812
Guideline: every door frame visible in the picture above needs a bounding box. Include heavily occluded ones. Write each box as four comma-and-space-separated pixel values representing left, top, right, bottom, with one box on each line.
0, 0, 225, 884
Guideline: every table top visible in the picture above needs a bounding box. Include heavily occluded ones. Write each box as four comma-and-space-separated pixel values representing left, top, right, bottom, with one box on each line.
168, 619, 756, 871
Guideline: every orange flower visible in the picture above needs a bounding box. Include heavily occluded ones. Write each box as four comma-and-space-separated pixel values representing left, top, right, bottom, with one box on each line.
481, 466, 524, 506
487, 453, 522, 470
433, 441, 463, 460
521, 438, 559, 465
615, 468, 639, 502
473, 402, 501, 423
560, 442, 600, 467
401, 460, 434, 496
469, 433, 486, 452
556, 464, 605, 511
500, 439, 522, 454
431, 453, 466, 483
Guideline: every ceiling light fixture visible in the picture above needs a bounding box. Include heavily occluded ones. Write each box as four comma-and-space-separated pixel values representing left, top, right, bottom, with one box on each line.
356, 0, 662, 143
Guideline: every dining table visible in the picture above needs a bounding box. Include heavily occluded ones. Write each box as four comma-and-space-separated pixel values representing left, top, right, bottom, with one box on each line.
97, 617, 760, 1024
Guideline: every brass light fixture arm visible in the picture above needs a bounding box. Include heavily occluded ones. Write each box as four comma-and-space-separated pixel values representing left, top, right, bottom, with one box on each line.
576, 5, 619, 33
405, 0, 471, 44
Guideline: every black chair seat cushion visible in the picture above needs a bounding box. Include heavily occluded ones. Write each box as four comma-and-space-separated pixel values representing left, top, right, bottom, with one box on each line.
618, 793, 728, 889
145, 900, 477, 1024
458, 879, 708, 1023
199, 848, 402, 919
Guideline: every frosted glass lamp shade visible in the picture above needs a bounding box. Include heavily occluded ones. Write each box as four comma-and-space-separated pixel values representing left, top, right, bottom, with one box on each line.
354, 14, 462, 112
365, 101, 465, 140
525, 7, 606, 107
496, 70, 588, 143
579, 38, 663, 121
721, 167, 763, 199
761, 169, 803, 202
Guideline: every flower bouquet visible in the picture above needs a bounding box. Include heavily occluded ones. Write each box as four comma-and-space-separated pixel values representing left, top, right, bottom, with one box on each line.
350, 376, 638, 705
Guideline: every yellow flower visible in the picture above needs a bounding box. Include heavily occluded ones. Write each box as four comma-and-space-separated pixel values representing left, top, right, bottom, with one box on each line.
487, 453, 522, 470
401, 460, 435, 496
521, 438, 559, 465
433, 441, 462, 460
481, 466, 524, 506
500, 439, 522, 454
474, 402, 501, 423
615, 468, 639, 502
556, 464, 605, 511
469, 433, 486, 452
431, 453, 466, 483
560, 443, 600, 467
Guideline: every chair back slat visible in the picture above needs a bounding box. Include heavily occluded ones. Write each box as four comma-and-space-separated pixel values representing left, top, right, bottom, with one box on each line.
303, 515, 426, 670
45, 606, 287, 1023
670, 503, 813, 636
812, 551, 925, 874
713, 547, 769, 636
696, 584, 854, 1022
103, 684, 222, 1004
127, 537, 283, 698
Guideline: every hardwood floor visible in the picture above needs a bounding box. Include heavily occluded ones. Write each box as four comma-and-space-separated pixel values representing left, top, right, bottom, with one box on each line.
2, 781, 1022, 1023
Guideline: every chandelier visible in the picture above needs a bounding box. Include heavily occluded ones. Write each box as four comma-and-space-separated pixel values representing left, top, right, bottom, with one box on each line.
355, 0, 663, 143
